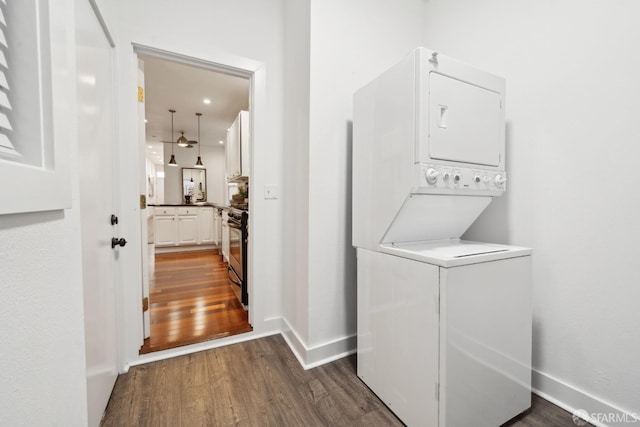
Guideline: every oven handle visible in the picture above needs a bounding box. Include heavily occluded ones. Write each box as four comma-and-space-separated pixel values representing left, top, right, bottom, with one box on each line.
227, 266, 241, 286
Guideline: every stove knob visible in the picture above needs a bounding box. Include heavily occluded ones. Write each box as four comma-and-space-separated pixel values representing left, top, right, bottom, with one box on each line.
453, 174, 461, 183
425, 168, 439, 185
474, 175, 481, 183
484, 176, 491, 183
494, 174, 506, 186
443, 172, 450, 182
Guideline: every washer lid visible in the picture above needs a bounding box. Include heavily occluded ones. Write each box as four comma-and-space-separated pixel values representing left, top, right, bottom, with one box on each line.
380, 194, 492, 244
380, 239, 532, 267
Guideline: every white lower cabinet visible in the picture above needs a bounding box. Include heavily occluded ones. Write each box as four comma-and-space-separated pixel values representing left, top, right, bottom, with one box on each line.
154, 208, 178, 246
153, 206, 218, 249
197, 207, 215, 244
177, 208, 198, 245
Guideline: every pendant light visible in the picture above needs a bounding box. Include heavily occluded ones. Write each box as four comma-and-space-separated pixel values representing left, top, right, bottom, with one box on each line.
195, 112, 204, 168
168, 109, 178, 166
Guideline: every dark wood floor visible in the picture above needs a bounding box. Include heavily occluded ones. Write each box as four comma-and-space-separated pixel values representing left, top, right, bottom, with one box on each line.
105, 334, 585, 427
140, 249, 252, 354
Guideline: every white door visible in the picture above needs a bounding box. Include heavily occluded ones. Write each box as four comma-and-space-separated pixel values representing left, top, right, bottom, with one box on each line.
76, 0, 119, 425
137, 59, 151, 338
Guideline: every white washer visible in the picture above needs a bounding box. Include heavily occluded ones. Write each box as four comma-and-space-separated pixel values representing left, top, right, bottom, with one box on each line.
358, 241, 531, 426
353, 48, 532, 426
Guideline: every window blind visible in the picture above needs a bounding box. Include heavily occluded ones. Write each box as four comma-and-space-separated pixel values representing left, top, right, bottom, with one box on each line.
0, 0, 17, 157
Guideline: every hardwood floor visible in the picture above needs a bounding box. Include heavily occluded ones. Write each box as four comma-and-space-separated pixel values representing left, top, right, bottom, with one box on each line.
105, 335, 588, 427
140, 249, 252, 354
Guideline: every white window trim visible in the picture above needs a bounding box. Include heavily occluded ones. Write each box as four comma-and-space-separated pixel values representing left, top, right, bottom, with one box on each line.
0, 0, 72, 215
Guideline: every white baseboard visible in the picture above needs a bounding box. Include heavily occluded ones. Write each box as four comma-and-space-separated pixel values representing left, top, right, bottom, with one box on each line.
124, 316, 355, 372
280, 317, 356, 370
532, 369, 639, 427
154, 244, 218, 254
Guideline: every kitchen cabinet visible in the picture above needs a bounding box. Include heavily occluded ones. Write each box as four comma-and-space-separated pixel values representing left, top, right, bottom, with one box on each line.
153, 206, 218, 250
226, 110, 250, 180
213, 208, 221, 245
197, 207, 215, 244
154, 207, 178, 246
177, 207, 198, 245
221, 210, 230, 262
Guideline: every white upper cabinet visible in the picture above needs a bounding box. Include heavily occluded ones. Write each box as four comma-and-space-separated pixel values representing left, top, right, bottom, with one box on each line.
226, 110, 250, 180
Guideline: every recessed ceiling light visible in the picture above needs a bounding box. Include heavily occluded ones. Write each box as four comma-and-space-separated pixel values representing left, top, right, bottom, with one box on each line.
203, 98, 211, 104
148, 145, 152, 148
219, 140, 224, 144
144, 119, 148, 123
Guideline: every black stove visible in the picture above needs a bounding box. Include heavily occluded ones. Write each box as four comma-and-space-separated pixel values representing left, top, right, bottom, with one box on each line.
227, 209, 248, 306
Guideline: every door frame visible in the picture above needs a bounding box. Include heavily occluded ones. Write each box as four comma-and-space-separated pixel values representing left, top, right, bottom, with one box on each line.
117, 43, 269, 367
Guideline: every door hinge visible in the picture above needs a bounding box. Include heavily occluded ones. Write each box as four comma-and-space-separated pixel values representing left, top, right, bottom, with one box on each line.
140, 194, 147, 209
137, 86, 144, 103
142, 297, 149, 312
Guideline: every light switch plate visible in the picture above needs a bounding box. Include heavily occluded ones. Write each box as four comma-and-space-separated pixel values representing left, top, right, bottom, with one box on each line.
264, 185, 278, 200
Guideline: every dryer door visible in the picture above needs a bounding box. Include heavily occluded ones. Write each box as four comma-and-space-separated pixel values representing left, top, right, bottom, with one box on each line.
425, 73, 503, 167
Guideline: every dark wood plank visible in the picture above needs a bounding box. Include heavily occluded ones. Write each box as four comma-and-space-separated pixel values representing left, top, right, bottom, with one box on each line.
104, 335, 590, 427
141, 249, 252, 354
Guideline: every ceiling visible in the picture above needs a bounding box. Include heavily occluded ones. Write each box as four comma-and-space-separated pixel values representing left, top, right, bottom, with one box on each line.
142, 55, 250, 164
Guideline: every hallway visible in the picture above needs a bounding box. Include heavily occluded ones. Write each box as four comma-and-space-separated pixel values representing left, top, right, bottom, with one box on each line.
140, 249, 252, 353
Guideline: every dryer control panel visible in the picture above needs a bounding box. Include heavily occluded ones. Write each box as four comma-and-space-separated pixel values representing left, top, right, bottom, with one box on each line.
418, 164, 506, 194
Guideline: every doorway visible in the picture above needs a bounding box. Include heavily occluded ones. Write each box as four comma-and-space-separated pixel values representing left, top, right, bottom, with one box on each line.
136, 49, 253, 353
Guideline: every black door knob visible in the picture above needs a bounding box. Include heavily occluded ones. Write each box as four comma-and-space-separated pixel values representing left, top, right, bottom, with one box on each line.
111, 237, 127, 249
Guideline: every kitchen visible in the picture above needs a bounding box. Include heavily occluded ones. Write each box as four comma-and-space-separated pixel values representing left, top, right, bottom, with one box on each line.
141, 55, 252, 352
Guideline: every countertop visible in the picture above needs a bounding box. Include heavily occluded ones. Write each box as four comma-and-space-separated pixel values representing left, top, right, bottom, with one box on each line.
149, 203, 222, 208
148, 204, 249, 215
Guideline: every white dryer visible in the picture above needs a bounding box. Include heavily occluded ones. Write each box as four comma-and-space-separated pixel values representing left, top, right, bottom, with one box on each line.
353, 48, 532, 426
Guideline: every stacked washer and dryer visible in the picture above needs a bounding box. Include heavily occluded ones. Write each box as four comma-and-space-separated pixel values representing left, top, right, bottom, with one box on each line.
353, 48, 532, 426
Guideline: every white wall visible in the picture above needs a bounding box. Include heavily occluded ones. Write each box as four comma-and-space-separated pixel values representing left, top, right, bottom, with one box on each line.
422, 0, 640, 422
307, 0, 426, 351
111, 0, 285, 366
0, 214, 89, 426
282, 0, 311, 357
161, 144, 226, 205
0, 1, 89, 425
280, 0, 426, 366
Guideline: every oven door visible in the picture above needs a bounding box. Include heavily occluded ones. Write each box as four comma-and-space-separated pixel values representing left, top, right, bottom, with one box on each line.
228, 221, 243, 283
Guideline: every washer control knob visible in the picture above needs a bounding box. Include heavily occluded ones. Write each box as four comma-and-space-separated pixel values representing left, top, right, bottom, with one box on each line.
474, 175, 481, 183
453, 174, 461, 183
425, 168, 439, 185
494, 174, 506, 186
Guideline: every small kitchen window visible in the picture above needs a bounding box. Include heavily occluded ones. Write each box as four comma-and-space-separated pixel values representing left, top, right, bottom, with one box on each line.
227, 183, 239, 202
